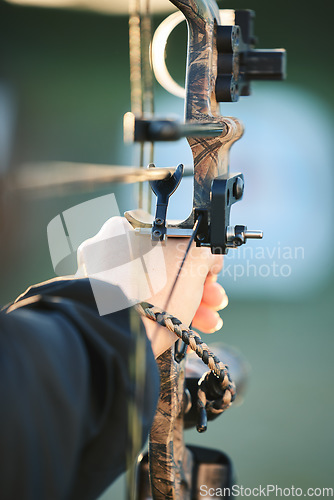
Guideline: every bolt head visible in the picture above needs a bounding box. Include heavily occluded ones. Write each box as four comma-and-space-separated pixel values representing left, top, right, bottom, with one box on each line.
197, 233, 206, 242
233, 236, 243, 246
233, 177, 244, 200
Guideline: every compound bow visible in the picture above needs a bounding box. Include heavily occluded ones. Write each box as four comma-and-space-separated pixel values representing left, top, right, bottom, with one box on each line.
2, 1, 285, 498
123, 0, 286, 499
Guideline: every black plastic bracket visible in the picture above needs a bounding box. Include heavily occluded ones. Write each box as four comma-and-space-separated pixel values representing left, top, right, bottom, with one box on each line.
194, 174, 244, 254
210, 173, 244, 254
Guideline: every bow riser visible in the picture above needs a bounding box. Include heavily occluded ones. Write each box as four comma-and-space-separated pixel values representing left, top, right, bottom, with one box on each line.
126, 0, 244, 237
170, 0, 220, 121
149, 349, 192, 499
186, 118, 243, 220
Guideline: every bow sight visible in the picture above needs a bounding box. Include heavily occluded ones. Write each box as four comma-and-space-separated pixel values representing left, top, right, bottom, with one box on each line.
125, 8, 286, 255
215, 10, 286, 101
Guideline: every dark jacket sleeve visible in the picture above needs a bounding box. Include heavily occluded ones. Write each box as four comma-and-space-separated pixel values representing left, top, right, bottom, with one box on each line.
0, 278, 159, 500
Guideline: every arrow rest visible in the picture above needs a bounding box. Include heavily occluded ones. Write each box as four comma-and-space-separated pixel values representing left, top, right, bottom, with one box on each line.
149, 163, 184, 242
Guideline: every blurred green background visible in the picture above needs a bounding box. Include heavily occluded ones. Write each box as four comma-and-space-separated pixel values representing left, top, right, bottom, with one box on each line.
0, 0, 333, 498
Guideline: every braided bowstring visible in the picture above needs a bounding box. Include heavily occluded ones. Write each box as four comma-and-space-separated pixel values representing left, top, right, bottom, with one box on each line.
136, 303, 236, 423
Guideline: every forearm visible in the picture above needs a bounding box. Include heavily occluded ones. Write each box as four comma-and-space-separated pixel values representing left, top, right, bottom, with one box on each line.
0, 278, 159, 500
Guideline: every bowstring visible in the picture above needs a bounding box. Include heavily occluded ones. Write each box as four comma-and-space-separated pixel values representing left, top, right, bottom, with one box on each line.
148, 216, 203, 369
129, 0, 154, 212
129, 0, 143, 209
127, 1, 154, 498
141, 0, 154, 213
163, 215, 202, 314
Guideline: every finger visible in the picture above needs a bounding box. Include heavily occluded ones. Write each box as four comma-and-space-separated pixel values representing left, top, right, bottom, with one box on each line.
209, 255, 224, 275
192, 304, 223, 333
201, 281, 228, 310
205, 272, 218, 284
